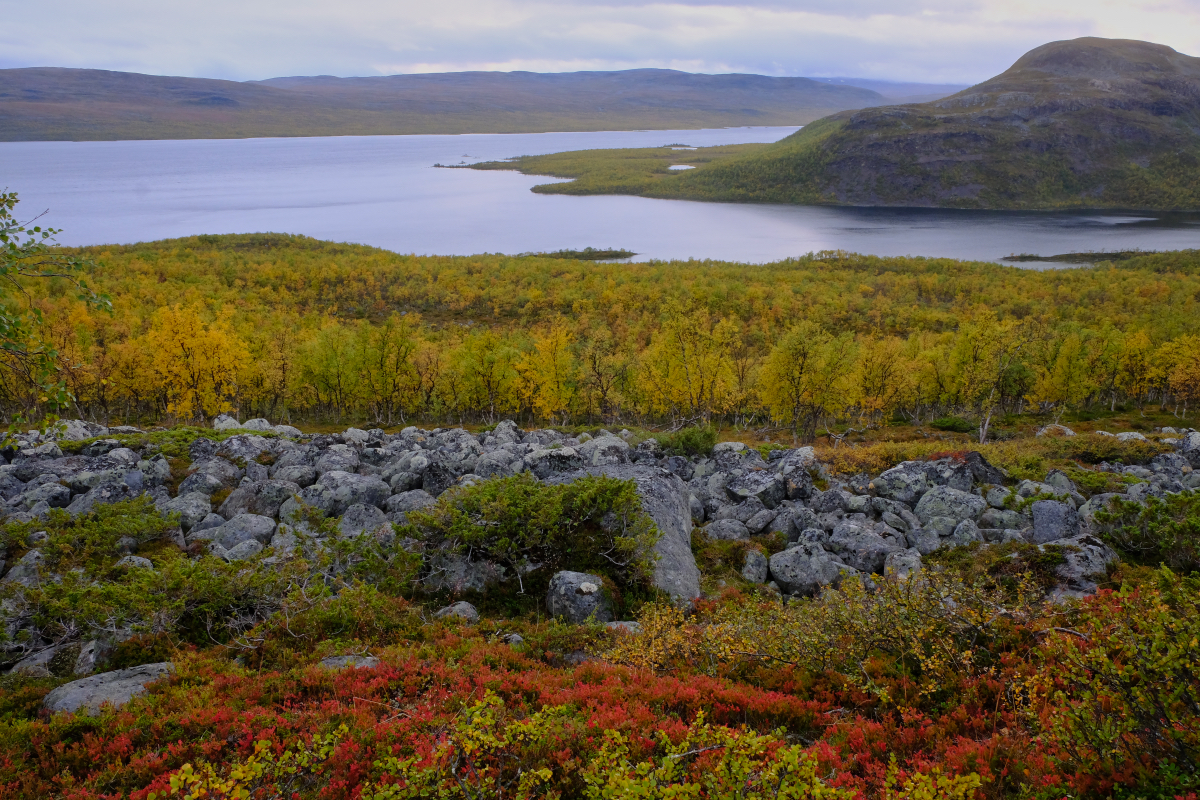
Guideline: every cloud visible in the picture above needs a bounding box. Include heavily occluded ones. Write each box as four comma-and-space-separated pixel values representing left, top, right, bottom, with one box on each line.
1, 0, 1198, 83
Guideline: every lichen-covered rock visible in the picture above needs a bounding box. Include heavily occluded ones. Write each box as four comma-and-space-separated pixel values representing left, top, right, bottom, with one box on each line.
768, 543, 852, 597
434, 601, 479, 624
827, 521, 903, 573
319, 655, 380, 670
704, 519, 750, 541
914, 486, 987, 525
43, 662, 174, 715
724, 470, 786, 509
190, 513, 276, 550
1048, 534, 1118, 594
522, 447, 584, 480
546, 571, 614, 624
1031, 500, 1081, 544
339, 503, 390, 537
871, 461, 935, 505
218, 480, 300, 519
278, 471, 390, 520
212, 414, 241, 431
741, 549, 769, 583
156, 492, 213, 532
66, 482, 141, 515
884, 548, 923, 580
214, 434, 273, 463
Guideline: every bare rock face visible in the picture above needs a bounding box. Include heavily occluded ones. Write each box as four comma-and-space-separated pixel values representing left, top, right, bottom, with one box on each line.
43, 662, 175, 715
546, 570, 614, 624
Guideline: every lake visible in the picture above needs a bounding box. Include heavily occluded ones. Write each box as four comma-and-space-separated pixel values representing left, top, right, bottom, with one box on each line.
3, 127, 1198, 263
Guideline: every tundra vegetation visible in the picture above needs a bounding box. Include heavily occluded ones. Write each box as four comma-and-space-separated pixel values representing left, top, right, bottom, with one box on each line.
1, 197, 1199, 799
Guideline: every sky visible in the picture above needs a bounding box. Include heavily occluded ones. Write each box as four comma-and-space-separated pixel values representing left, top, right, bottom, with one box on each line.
4, 0, 1200, 84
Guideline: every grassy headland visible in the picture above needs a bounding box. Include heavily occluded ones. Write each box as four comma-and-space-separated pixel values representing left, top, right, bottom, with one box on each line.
472, 38, 1200, 212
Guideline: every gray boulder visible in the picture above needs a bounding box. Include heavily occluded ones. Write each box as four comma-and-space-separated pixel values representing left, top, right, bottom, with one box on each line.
278, 471, 390, 520
768, 543, 852, 597
914, 486, 986, 525
319, 655, 380, 670
222, 540, 264, 561
884, 548, 923, 580
214, 434, 273, 463
474, 450, 520, 479
14, 481, 71, 511
241, 418, 273, 432
66, 482, 141, 515
704, 519, 750, 541
1049, 534, 1118, 594
270, 465, 318, 488
43, 662, 175, 715
157, 492, 213, 532
2, 549, 44, 587
577, 435, 630, 467
905, 527, 942, 556
422, 552, 506, 594
183, 458, 243, 491
385, 489, 437, 514
315, 445, 360, 475
965, 452, 1007, 485
115, 555, 153, 570
421, 461, 459, 497
177, 471, 227, 497
1031, 500, 1081, 544
871, 462, 935, 505
741, 550, 769, 583
191, 513, 276, 550
979, 507, 1026, 531
212, 414, 240, 431
523, 447, 584, 479
828, 521, 902, 573
53, 419, 109, 441
948, 519, 983, 547
218, 480, 300, 519
434, 601, 480, 624
339, 503, 391, 538
725, 470, 786, 509
546, 570, 614, 624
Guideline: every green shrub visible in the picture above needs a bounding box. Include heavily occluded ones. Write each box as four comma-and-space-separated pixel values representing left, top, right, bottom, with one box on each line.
405, 473, 660, 593
1041, 569, 1200, 788
931, 416, 975, 434
654, 425, 718, 457
1094, 490, 1200, 573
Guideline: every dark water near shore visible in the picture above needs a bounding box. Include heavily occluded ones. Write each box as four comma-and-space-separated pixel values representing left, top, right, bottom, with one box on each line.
3, 127, 1198, 264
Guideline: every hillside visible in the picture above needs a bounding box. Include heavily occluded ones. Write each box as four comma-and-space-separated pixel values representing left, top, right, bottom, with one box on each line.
2, 228, 1200, 797
0, 67, 901, 140
479, 38, 1200, 211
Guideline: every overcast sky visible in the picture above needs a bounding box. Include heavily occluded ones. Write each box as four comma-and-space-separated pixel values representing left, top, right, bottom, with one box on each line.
4, 0, 1199, 84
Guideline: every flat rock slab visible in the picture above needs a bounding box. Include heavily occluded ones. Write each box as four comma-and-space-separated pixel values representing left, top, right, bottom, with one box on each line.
318, 655, 381, 670
43, 662, 174, 715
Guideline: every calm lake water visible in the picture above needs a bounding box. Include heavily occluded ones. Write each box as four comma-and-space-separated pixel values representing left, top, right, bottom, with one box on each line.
3, 127, 1199, 264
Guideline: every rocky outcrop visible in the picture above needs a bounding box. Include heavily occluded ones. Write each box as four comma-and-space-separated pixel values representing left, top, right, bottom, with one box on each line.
43, 662, 175, 715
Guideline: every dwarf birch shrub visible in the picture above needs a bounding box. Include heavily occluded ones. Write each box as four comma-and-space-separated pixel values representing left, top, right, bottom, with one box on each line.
608, 571, 1043, 707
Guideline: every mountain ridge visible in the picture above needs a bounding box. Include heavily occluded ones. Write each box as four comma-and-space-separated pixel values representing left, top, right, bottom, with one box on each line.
0, 66, 960, 141
666, 37, 1200, 210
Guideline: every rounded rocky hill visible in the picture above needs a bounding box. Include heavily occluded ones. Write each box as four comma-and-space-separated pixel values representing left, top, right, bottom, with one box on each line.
679, 37, 1200, 210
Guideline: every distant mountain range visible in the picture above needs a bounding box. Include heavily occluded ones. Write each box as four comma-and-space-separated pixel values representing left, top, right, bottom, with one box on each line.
0, 68, 966, 141
656, 38, 1200, 210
